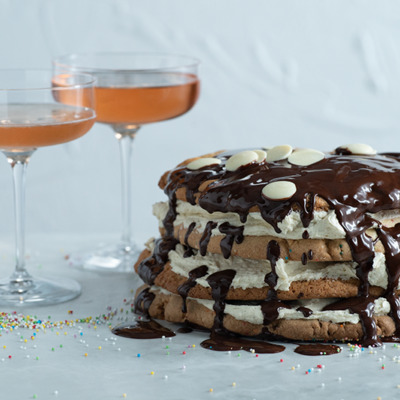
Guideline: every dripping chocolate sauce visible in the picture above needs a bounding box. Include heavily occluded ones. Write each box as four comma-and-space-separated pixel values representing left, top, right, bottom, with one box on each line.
177, 265, 208, 313
206, 269, 236, 334
199, 221, 217, 256
218, 222, 244, 259
115, 287, 175, 339
264, 240, 280, 290
183, 222, 196, 258
137, 237, 178, 286
323, 296, 379, 347
134, 287, 155, 319
261, 241, 293, 336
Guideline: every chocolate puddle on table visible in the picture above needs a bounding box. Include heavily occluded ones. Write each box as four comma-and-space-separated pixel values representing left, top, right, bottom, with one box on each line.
200, 334, 285, 353
111, 317, 344, 357
294, 344, 341, 356
112, 320, 176, 339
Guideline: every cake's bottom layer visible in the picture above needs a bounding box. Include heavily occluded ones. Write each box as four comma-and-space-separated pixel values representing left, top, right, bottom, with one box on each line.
135, 285, 396, 342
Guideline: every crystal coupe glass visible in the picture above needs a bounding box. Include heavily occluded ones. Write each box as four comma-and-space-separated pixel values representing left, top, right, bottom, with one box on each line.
0, 70, 96, 305
53, 53, 200, 272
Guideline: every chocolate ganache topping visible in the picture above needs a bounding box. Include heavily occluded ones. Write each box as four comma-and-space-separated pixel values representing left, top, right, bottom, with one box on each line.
159, 148, 400, 346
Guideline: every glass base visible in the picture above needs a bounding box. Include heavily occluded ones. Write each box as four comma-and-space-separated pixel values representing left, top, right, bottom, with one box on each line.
0, 274, 81, 306
67, 242, 141, 273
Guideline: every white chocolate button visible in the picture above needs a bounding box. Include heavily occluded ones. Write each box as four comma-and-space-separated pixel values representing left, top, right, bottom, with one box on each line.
226, 150, 258, 171
288, 149, 325, 166
253, 150, 267, 162
262, 181, 297, 200
266, 145, 293, 162
187, 157, 221, 170
340, 143, 376, 156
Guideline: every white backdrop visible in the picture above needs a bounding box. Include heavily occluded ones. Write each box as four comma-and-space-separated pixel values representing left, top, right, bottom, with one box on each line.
0, 0, 400, 245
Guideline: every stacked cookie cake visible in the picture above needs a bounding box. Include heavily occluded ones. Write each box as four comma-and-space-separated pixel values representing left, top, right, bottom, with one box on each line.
134, 144, 400, 346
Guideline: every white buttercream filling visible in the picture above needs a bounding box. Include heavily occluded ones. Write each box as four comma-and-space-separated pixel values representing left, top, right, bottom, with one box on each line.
151, 286, 390, 325
162, 242, 390, 291
154, 201, 400, 240
153, 200, 345, 239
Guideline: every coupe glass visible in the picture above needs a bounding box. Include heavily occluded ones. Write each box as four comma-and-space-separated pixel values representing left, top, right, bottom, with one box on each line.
0, 70, 96, 305
53, 53, 200, 272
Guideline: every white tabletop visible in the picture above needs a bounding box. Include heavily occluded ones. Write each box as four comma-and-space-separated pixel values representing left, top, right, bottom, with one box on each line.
0, 233, 398, 400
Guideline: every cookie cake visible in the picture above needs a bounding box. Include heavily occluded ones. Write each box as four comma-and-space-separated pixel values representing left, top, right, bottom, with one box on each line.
133, 144, 400, 349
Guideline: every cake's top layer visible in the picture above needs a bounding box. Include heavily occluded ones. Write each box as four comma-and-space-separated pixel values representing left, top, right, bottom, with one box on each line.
160, 146, 400, 231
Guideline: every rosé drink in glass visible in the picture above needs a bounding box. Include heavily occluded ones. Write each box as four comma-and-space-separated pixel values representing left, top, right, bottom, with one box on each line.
53, 53, 200, 272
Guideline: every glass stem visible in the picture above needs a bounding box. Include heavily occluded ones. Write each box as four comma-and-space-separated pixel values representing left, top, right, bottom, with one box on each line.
4, 150, 35, 282
114, 125, 140, 253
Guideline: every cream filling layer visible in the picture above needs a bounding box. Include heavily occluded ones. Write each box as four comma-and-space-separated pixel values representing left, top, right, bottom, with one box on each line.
152, 286, 390, 326
153, 201, 400, 240
153, 200, 344, 239
159, 242, 390, 291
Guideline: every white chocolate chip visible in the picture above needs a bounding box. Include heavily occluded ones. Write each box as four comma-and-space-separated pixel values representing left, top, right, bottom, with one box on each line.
262, 181, 297, 200
226, 150, 258, 171
266, 145, 293, 162
340, 143, 376, 156
253, 150, 267, 162
288, 149, 325, 166
187, 157, 221, 170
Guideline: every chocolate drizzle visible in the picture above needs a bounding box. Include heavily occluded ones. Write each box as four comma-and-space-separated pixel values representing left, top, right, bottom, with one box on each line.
177, 265, 208, 313
323, 296, 378, 347
265, 240, 281, 291
199, 221, 217, 256
134, 287, 156, 318
162, 194, 177, 238
183, 222, 196, 258
218, 222, 244, 259
261, 300, 291, 326
260, 241, 293, 333
161, 150, 400, 346
206, 269, 236, 334
137, 237, 178, 285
